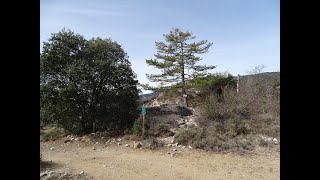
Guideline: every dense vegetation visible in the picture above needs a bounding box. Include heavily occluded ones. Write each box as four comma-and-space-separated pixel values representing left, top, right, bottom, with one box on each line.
40, 29, 139, 134
174, 71, 280, 152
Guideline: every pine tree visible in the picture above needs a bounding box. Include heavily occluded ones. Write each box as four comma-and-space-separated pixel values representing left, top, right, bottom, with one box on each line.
144, 28, 215, 105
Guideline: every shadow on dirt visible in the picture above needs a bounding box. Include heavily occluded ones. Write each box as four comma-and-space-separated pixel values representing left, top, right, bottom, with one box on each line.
40, 160, 61, 171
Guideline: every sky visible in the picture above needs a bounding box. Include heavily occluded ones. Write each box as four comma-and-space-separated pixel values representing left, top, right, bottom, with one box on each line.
40, 0, 280, 94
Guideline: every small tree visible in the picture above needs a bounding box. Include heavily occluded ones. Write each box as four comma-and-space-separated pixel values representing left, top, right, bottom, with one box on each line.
144, 28, 215, 105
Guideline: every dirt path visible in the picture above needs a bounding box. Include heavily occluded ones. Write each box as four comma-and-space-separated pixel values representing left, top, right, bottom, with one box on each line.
41, 139, 279, 180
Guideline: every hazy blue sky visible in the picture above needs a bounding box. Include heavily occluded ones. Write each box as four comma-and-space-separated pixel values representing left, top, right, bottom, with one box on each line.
41, 0, 279, 93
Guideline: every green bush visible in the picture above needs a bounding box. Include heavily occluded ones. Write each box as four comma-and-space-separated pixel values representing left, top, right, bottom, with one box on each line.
189, 73, 237, 94
40, 29, 139, 134
132, 119, 142, 137
40, 126, 66, 142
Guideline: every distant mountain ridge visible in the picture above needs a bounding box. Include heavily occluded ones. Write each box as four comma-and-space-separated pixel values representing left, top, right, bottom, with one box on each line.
139, 92, 160, 101
240, 72, 280, 79
239, 72, 280, 84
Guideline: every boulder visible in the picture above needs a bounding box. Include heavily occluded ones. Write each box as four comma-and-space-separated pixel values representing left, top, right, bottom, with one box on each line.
134, 142, 142, 149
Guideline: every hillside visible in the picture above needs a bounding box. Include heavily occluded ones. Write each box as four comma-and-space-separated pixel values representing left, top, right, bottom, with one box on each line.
241, 72, 280, 79
139, 92, 160, 102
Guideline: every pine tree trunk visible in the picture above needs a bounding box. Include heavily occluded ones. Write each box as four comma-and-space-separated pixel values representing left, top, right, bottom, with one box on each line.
181, 42, 187, 107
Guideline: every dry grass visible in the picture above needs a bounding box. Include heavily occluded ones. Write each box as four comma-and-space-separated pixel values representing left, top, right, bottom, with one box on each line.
40, 125, 67, 142
174, 77, 280, 153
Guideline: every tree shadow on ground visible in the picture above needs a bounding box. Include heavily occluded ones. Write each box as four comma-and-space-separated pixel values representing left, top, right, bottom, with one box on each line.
40, 160, 61, 171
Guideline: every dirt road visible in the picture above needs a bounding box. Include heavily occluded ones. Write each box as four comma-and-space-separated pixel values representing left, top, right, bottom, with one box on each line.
40, 138, 279, 180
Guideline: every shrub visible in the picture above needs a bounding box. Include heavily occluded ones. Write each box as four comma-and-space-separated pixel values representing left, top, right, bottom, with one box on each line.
147, 122, 174, 137
175, 70, 279, 153
40, 126, 66, 142
141, 137, 164, 149
132, 119, 142, 137
258, 139, 274, 147
177, 106, 193, 116
145, 114, 178, 137
189, 73, 237, 95
174, 127, 204, 145
201, 91, 253, 123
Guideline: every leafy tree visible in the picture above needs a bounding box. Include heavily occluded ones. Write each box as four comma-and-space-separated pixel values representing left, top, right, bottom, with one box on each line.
40, 29, 139, 134
190, 73, 237, 94
143, 28, 215, 102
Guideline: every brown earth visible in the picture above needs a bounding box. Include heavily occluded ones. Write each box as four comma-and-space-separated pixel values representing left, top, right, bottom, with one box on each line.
40, 138, 280, 180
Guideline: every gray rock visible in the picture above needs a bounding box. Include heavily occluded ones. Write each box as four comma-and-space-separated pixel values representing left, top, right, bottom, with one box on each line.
40, 170, 55, 177
134, 142, 142, 149
117, 142, 122, 145
80, 171, 84, 175
188, 146, 193, 149
92, 147, 96, 150
50, 147, 55, 151
125, 144, 129, 147
173, 148, 177, 151
272, 138, 278, 142
179, 124, 186, 128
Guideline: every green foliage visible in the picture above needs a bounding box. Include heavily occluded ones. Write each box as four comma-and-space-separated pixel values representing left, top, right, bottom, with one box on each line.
40, 29, 139, 134
144, 28, 215, 93
40, 126, 66, 142
132, 119, 142, 136
189, 73, 237, 94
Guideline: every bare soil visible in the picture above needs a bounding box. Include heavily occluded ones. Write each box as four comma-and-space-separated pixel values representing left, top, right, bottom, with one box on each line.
41, 138, 279, 180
